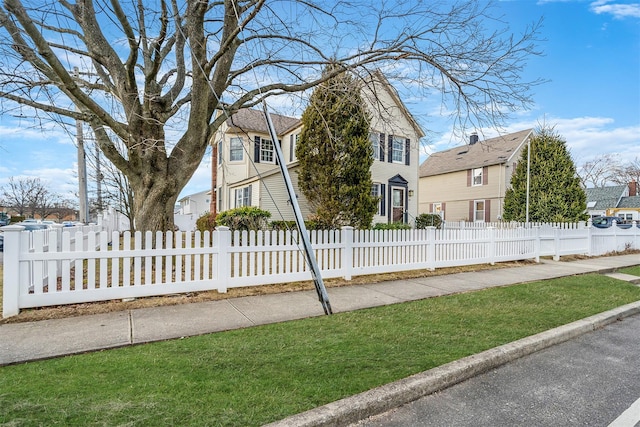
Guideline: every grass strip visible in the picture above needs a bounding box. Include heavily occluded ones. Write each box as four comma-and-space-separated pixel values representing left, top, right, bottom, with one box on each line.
1, 274, 639, 426
619, 265, 640, 276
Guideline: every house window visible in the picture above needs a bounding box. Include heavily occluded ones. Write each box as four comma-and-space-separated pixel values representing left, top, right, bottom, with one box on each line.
289, 133, 299, 162
474, 200, 485, 222
229, 137, 243, 161
392, 136, 405, 163
234, 186, 251, 208
472, 167, 483, 186
371, 183, 382, 215
433, 202, 443, 219
370, 132, 380, 160
260, 139, 274, 163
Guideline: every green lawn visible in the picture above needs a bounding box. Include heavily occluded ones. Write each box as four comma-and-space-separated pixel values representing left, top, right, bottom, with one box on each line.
1, 274, 640, 426
620, 265, 640, 276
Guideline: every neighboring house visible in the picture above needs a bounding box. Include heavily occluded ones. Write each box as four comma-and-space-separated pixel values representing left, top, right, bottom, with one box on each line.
211, 71, 425, 225
585, 181, 640, 221
176, 190, 211, 216
175, 190, 211, 230
418, 129, 533, 222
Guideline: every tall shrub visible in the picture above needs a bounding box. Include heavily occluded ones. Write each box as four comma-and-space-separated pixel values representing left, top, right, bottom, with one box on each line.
296, 64, 378, 229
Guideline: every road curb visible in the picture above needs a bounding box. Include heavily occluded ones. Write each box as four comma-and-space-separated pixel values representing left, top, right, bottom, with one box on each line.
264, 301, 640, 427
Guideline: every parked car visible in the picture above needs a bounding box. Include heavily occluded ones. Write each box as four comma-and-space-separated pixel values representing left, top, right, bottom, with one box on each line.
0, 222, 50, 252
591, 216, 632, 229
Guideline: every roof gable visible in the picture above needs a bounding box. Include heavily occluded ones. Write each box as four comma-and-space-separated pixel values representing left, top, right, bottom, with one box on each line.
419, 129, 533, 177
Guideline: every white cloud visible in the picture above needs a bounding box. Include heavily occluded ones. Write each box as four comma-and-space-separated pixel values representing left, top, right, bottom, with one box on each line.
590, 0, 640, 18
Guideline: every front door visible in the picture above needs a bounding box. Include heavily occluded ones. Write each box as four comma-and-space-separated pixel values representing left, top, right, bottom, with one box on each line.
392, 188, 405, 223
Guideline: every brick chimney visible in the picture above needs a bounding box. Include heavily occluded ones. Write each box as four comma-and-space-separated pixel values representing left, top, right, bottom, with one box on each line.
629, 181, 637, 197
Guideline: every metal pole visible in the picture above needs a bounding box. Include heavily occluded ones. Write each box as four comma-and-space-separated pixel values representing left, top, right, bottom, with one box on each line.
74, 67, 89, 224
261, 102, 332, 314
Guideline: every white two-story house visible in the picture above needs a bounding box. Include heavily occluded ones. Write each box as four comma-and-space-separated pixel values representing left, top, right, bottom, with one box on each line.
211, 71, 425, 225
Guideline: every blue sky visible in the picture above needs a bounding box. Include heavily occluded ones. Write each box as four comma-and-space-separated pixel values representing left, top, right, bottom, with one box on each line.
0, 0, 638, 205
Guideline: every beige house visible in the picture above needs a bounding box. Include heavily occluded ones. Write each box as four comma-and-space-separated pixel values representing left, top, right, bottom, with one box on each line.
418, 129, 533, 222
211, 71, 425, 225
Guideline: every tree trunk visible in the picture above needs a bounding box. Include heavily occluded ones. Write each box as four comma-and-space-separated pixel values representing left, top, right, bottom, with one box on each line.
131, 177, 179, 232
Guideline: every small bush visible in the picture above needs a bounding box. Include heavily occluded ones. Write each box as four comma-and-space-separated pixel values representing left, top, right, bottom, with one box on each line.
270, 220, 297, 231
195, 212, 217, 232
415, 213, 443, 229
373, 222, 411, 230
216, 206, 271, 231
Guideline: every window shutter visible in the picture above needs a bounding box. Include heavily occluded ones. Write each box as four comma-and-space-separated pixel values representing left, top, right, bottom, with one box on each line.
467, 169, 472, 187
485, 199, 491, 221
441, 202, 446, 219
429, 203, 433, 213
483, 166, 489, 185
254, 136, 261, 163
289, 135, 294, 162
469, 201, 474, 221
380, 184, 386, 216
379, 133, 385, 161
388, 134, 393, 163
405, 138, 410, 165
248, 185, 252, 206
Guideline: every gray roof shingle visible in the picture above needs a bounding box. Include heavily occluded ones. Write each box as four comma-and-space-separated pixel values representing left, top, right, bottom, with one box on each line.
419, 129, 533, 177
585, 185, 627, 210
618, 196, 640, 209
225, 108, 301, 136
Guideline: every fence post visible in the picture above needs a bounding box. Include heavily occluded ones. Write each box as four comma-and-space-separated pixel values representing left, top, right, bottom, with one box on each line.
2, 225, 25, 318
426, 226, 436, 271
216, 226, 231, 293
553, 227, 561, 261
487, 226, 496, 265
533, 226, 541, 263
341, 226, 354, 281
586, 221, 593, 256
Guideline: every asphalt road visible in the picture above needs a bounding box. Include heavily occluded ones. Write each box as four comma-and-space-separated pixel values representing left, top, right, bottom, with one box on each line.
354, 314, 640, 427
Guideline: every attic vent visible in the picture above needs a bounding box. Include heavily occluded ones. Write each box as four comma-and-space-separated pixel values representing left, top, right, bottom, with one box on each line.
457, 150, 468, 155
498, 156, 506, 160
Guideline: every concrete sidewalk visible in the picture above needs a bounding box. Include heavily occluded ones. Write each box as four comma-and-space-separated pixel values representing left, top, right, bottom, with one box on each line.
1, 254, 638, 368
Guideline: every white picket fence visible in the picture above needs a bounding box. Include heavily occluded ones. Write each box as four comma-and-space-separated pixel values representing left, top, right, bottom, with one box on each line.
2, 222, 640, 317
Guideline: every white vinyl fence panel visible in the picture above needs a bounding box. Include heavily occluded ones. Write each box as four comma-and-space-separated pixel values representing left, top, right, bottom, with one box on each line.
2, 222, 640, 318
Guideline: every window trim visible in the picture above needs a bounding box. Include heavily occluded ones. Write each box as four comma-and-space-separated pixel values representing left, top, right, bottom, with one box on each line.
234, 186, 251, 208
391, 135, 405, 164
370, 132, 380, 161
229, 137, 244, 162
260, 138, 275, 163
472, 167, 483, 186
474, 199, 485, 222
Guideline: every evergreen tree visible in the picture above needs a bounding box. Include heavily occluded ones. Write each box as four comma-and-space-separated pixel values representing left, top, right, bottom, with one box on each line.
296, 66, 378, 229
503, 128, 587, 223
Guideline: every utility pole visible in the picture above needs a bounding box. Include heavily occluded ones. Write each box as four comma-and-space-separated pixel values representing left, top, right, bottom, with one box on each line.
73, 67, 89, 224
96, 144, 103, 213
262, 101, 332, 315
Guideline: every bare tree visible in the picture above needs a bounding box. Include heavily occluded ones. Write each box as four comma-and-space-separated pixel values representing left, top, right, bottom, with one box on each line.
0, 176, 61, 218
0, 0, 544, 231
610, 156, 640, 187
84, 139, 135, 229
577, 154, 620, 188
